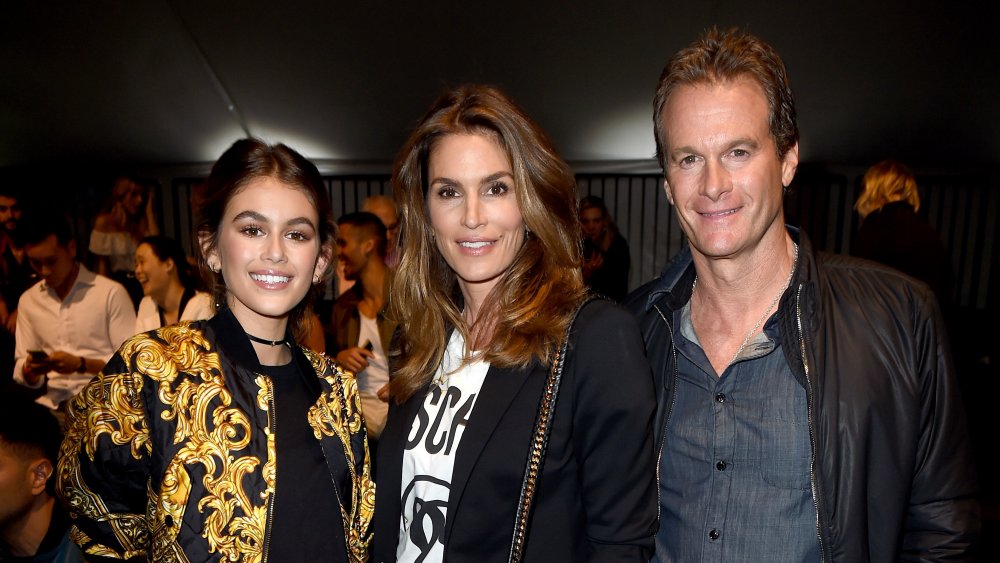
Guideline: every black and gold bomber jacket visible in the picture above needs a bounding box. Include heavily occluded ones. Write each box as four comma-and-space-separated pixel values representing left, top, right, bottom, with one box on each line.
56, 308, 375, 562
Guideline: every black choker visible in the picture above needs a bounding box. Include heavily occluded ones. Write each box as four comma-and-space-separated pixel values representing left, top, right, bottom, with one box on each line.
246, 333, 290, 347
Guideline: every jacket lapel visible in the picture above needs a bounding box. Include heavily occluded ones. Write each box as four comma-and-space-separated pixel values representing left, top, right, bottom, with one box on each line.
372, 383, 426, 556
444, 362, 535, 542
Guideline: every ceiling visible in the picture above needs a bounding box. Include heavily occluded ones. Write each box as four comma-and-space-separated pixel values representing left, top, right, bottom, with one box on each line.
2, 1, 996, 177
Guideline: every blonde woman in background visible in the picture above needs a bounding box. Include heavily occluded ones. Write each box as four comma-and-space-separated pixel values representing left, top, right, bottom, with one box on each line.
851, 159, 952, 307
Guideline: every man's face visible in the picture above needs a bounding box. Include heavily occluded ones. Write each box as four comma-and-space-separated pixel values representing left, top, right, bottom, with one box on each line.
660, 78, 798, 262
26, 234, 77, 291
579, 207, 607, 242
336, 224, 371, 281
0, 196, 22, 234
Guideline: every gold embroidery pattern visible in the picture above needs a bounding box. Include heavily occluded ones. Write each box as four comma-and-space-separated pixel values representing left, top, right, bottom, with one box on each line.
305, 351, 375, 563
57, 345, 151, 559
59, 325, 372, 562
58, 324, 273, 562
146, 481, 190, 563
130, 324, 269, 563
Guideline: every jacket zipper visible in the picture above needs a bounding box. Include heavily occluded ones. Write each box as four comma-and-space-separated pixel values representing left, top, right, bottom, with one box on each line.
652, 304, 678, 527
320, 369, 355, 563
262, 375, 276, 563
796, 284, 826, 562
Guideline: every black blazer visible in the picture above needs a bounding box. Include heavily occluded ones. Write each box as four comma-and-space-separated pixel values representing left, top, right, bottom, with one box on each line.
373, 300, 657, 562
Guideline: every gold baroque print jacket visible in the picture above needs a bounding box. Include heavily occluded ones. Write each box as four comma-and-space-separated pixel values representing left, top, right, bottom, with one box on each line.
56, 308, 374, 562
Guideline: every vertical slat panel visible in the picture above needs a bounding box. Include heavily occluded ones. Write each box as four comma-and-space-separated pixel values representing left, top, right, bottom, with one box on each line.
148, 170, 998, 311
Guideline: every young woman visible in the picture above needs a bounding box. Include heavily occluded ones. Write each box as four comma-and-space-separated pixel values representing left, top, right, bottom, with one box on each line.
89, 177, 158, 308
58, 139, 374, 562
373, 85, 657, 562
133, 234, 214, 332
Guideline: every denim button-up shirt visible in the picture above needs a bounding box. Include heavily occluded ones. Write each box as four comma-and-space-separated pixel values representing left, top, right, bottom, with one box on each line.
652, 300, 819, 562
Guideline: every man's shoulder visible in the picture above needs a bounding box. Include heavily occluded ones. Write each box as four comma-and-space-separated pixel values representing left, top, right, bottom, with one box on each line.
86, 268, 127, 290
812, 251, 938, 309
332, 283, 363, 308
623, 278, 660, 315
17, 277, 47, 304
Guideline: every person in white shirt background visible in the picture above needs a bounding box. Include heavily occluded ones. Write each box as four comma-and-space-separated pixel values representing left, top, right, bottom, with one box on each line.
12, 217, 135, 415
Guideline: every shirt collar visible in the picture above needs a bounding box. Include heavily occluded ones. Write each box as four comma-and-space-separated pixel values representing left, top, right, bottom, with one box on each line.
39, 262, 95, 294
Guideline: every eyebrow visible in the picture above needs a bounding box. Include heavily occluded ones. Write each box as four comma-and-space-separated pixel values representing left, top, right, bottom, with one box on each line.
430, 171, 514, 186
232, 210, 317, 229
669, 137, 761, 159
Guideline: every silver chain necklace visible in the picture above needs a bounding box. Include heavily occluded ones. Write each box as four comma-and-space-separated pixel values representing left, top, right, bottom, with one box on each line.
692, 242, 799, 367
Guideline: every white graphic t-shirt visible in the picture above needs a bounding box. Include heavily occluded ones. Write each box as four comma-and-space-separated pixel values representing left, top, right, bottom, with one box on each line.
397, 331, 488, 563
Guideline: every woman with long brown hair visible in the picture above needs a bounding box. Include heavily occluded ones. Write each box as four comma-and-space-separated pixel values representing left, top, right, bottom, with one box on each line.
373, 85, 656, 562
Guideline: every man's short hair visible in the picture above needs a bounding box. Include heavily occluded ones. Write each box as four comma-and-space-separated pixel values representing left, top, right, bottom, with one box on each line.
19, 215, 75, 248
653, 27, 799, 170
0, 184, 21, 201
0, 386, 63, 490
338, 211, 388, 259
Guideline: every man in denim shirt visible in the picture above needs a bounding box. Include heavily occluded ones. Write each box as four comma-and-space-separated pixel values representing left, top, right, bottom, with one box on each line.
626, 28, 979, 561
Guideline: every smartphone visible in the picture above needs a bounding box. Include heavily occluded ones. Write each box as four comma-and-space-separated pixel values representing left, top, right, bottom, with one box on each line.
361, 340, 374, 352
28, 349, 49, 361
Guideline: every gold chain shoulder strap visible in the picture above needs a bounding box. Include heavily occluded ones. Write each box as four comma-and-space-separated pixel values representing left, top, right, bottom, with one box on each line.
508, 296, 597, 563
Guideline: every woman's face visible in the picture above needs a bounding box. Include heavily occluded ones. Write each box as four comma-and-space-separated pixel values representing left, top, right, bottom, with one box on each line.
426, 133, 525, 306
204, 176, 328, 334
121, 182, 145, 216
134, 243, 175, 302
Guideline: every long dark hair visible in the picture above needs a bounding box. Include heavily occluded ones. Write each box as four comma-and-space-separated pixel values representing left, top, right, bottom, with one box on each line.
192, 138, 335, 339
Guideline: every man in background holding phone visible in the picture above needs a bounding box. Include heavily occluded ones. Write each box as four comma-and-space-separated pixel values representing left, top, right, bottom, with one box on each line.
12, 219, 135, 419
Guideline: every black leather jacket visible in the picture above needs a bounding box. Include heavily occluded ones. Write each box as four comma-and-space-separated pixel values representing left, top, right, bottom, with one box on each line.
625, 229, 979, 562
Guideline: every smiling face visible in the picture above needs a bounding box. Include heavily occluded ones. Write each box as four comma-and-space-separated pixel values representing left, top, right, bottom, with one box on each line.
427, 133, 525, 309
336, 223, 372, 281
203, 176, 328, 336
660, 78, 798, 262
134, 242, 175, 303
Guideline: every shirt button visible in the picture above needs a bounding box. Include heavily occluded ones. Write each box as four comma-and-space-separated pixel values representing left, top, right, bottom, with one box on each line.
714, 393, 726, 403
709, 528, 721, 540
716, 460, 727, 471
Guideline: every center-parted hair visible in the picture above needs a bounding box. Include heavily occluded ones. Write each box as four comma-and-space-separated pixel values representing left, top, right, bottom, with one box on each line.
389, 84, 587, 403
192, 138, 335, 339
653, 27, 799, 171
